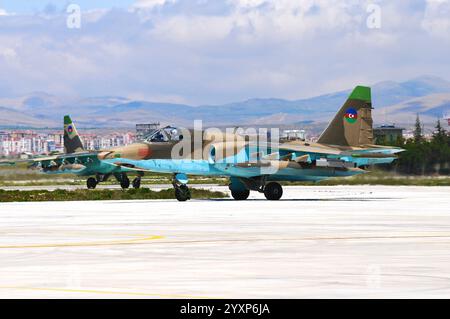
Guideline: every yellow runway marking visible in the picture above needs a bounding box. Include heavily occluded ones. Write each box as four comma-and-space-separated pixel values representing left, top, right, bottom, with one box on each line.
2, 232, 449, 249
0, 286, 212, 299
151, 233, 450, 245
0, 235, 164, 249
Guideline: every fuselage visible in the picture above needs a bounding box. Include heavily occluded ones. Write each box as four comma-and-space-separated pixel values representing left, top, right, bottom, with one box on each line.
42, 126, 402, 183
104, 136, 401, 183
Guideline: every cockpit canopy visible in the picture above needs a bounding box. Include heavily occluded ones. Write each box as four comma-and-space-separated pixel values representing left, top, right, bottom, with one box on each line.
144, 126, 184, 142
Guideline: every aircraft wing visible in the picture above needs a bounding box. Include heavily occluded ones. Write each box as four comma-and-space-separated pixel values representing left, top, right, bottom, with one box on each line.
279, 144, 403, 157
14, 152, 101, 168
103, 160, 150, 172
278, 144, 343, 155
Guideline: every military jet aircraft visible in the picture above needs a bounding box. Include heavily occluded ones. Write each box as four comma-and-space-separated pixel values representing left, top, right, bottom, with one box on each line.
21, 115, 152, 189
106, 86, 403, 201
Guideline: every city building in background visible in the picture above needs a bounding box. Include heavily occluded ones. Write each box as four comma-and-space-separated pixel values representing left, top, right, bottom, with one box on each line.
0, 130, 136, 157
136, 123, 160, 141
374, 125, 405, 144
280, 129, 306, 141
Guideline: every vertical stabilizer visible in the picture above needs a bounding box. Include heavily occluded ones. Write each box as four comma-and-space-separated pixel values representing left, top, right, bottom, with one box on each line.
317, 86, 373, 147
64, 115, 84, 154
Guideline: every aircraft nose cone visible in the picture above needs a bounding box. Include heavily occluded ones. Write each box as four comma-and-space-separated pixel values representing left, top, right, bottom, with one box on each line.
99, 150, 120, 160
97, 151, 109, 160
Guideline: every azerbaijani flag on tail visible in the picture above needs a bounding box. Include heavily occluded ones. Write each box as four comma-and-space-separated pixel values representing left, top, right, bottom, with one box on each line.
344, 108, 358, 124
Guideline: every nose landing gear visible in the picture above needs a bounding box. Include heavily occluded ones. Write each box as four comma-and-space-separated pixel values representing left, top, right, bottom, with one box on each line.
174, 184, 191, 201
172, 173, 191, 201
86, 177, 97, 189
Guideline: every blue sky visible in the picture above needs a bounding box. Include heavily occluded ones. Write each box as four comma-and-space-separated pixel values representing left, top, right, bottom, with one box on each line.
0, 0, 449, 104
1, 1, 134, 13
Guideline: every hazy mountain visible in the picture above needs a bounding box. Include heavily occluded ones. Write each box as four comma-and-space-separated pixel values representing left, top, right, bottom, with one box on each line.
0, 106, 48, 127
1, 76, 449, 129
375, 93, 450, 125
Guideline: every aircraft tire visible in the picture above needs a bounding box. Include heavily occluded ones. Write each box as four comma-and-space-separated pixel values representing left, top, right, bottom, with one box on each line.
87, 177, 97, 189
231, 190, 250, 200
132, 177, 141, 189
175, 185, 191, 201
120, 176, 130, 189
264, 182, 283, 200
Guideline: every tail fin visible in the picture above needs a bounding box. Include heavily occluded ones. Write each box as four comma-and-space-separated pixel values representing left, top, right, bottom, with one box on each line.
64, 115, 84, 154
317, 86, 374, 147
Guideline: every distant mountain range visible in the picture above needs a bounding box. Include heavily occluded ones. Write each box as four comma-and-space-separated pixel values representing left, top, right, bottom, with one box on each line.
0, 75, 449, 130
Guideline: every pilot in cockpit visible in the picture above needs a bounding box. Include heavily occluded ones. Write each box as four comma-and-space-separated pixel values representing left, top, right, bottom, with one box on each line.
169, 128, 183, 141
145, 126, 184, 143
153, 131, 165, 142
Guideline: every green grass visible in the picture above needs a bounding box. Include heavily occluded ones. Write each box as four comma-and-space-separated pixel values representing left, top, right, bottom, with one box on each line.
0, 188, 228, 202
0, 164, 227, 186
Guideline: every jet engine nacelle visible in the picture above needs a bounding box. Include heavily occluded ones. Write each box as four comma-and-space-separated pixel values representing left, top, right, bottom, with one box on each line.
208, 140, 247, 163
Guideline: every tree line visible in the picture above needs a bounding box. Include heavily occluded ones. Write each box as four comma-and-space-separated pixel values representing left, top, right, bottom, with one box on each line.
376, 116, 450, 175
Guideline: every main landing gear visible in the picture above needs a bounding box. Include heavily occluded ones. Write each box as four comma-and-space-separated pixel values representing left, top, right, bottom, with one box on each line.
86, 173, 112, 189
118, 173, 130, 189
263, 182, 283, 200
132, 172, 144, 189
86, 173, 142, 190
132, 176, 141, 189
229, 177, 283, 201
230, 189, 250, 200
172, 173, 191, 202
87, 177, 97, 189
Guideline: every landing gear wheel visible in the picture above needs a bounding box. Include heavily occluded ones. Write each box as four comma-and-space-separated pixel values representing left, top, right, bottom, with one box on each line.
231, 190, 250, 200
175, 185, 191, 202
132, 177, 141, 189
87, 177, 97, 189
120, 176, 130, 189
264, 182, 283, 200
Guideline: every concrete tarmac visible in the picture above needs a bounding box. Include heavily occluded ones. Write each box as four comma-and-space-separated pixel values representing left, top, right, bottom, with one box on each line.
0, 185, 449, 298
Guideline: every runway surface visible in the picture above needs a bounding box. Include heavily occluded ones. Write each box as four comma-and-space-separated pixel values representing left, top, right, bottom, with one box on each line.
0, 185, 449, 298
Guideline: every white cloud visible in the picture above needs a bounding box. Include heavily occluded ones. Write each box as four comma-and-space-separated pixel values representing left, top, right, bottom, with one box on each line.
422, 0, 450, 38
133, 0, 177, 9
228, 0, 266, 8
0, 47, 17, 59
0, 1, 448, 103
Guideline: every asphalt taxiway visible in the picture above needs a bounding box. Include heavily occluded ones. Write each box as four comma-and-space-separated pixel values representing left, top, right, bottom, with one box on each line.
0, 185, 449, 298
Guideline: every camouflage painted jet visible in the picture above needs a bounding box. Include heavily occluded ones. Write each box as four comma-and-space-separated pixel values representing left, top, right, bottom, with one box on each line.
23, 115, 155, 189
107, 86, 403, 201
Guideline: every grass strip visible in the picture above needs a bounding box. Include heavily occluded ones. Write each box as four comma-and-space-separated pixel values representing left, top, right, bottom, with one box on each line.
0, 188, 228, 202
